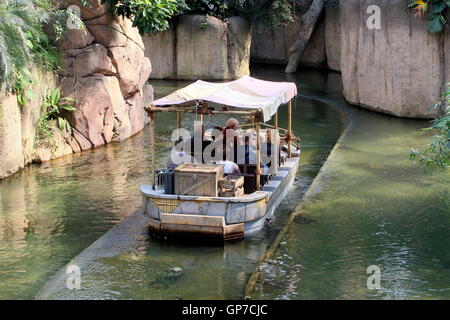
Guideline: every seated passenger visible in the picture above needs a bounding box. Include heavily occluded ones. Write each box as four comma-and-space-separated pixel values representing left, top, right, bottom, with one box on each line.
215, 160, 240, 175
222, 118, 239, 162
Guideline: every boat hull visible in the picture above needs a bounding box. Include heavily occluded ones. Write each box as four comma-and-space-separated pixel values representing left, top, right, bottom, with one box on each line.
140, 157, 299, 241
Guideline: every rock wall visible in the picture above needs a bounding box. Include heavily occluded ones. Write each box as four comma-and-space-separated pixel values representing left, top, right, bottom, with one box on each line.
250, 13, 328, 68
60, 0, 152, 146
0, 94, 24, 179
0, 69, 70, 179
0, 0, 153, 180
325, 7, 341, 72
252, 2, 448, 118
143, 15, 251, 80
340, 0, 449, 118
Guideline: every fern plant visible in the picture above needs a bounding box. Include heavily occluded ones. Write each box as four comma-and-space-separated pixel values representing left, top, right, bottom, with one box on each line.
37, 88, 77, 141
0, 0, 49, 91
410, 83, 450, 168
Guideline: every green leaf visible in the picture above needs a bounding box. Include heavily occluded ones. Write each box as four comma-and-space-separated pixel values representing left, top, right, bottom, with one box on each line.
51, 88, 61, 106
427, 16, 444, 32
61, 104, 77, 111
61, 97, 76, 103
57, 117, 66, 130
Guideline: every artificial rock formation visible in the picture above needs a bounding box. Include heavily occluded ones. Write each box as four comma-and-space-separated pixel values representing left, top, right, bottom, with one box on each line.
143, 15, 251, 80
340, 0, 449, 118
0, 94, 24, 179
251, 13, 327, 68
0, 70, 65, 179
324, 7, 341, 72
59, 0, 152, 148
252, 1, 449, 118
0, 1, 153, 180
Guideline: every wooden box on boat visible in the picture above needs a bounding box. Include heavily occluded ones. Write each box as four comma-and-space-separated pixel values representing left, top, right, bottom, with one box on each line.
218, 175, 244, 190
174, 163, 224, 197
218, 175, 245, 197
219, 188, 244, 197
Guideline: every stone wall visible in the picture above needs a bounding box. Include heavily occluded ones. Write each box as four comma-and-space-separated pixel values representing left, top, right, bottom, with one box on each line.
250, 12, 328, 68
325, 7, 341, 72
0, 69, 68, 179
60, 0, 152, 146
0, 0, 153, 180
250, 8, 342, 71
252, 2, 449, 118
143, 15, 251, 80
340, 0, 449, 118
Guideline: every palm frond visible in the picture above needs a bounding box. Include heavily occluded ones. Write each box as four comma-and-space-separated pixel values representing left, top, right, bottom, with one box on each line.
0, 0, 49, 91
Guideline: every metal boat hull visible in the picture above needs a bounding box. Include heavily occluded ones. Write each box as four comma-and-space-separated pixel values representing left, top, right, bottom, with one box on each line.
140, 157, 299, 241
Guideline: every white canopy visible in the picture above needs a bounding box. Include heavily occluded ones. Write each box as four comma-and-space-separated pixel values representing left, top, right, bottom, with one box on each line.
152, 75, 297, 122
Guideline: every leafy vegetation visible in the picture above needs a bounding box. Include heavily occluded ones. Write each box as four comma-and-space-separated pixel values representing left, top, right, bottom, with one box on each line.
408, 0, 450, 32
13, 69, 35, 106
102, 0, 180, 34
410, 84, 449, 168
102, 0, 297, 34
37, 88, 76, 141
0, 0, 50, 91
0, 0, 87, 107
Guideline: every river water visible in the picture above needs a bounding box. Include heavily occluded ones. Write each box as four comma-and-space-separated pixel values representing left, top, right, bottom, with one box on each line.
0, 65, 447, 299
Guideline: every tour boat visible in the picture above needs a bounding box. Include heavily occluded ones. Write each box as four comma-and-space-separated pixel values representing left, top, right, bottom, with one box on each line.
140, 75, 300, 240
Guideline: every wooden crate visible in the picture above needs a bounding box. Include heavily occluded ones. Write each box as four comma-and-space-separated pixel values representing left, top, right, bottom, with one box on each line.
218, 175, 245, 197
219, 188, 244, 197
218, 175, 244, 190
174, 164, 224, 197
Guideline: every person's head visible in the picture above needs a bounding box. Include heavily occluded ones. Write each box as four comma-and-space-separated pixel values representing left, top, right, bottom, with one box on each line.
225, 118, 239, 131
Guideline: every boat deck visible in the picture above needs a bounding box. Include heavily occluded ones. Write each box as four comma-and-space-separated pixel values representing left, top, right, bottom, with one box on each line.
140, 157, 299, 240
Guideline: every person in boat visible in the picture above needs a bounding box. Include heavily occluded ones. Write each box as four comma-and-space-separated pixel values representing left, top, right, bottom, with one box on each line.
221, 118, 240, 163
215, 160, 241, 175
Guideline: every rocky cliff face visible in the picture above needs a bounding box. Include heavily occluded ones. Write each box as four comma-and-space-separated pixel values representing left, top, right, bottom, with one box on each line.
252, 2, 449, 118
59, 0, 152, 147
250, 12, 328, 69
340, 0, 449, 118
0, 70, 70, 179
0, 1, 153, 180
143, 15, 251, 80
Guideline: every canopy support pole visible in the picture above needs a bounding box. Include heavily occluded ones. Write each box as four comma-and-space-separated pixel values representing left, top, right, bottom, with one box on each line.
274, 112, 278, 129
176, 111, 181, 129
256, 119, 261, 191
288, 100, 292, 157
150, 114, 157, 190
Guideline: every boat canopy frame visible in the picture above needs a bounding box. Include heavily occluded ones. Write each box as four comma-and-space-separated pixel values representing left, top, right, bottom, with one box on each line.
144, 76, 299, 192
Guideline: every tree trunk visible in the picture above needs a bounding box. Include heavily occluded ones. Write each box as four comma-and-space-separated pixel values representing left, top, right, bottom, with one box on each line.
285, 0, 324, 73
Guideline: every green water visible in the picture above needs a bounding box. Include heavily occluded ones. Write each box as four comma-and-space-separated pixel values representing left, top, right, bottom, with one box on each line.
251, 75, 450, 299
1, 65, 447, 300
0, 66, 343, 299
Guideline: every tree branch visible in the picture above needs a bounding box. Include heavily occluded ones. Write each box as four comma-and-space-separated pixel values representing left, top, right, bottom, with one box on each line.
285, 0, 324, 73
